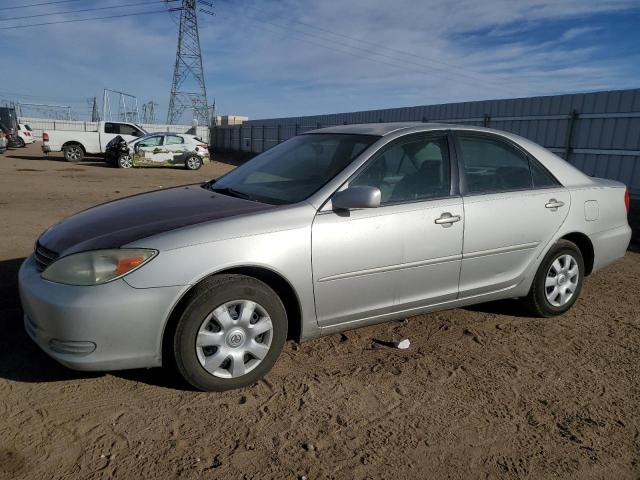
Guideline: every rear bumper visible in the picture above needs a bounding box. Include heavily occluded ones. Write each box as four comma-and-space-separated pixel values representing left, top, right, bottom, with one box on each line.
41, 144, 51, 153
19, 255, 183, 371
590, 224, 632, 272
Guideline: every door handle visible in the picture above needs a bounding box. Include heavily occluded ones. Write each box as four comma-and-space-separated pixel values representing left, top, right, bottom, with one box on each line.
545, 199, 565, 211
434, 212, 461, 227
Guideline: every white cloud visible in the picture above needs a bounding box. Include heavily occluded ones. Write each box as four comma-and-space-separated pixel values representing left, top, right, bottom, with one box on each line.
0, 0, 638, 120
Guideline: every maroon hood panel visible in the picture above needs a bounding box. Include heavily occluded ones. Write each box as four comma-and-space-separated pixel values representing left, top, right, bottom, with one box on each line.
39, 184, 276, 256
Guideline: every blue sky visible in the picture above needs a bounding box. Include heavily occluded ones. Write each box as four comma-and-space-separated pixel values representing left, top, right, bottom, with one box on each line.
0, 0, 639, 122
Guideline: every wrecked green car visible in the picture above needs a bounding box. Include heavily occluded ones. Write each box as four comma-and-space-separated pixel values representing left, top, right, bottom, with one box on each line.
105, 133, 210, 170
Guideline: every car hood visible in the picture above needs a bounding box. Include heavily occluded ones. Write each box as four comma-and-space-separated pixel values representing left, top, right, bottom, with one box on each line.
38, 184, 277, 256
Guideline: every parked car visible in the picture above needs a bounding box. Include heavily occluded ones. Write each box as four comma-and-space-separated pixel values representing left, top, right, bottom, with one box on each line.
0, 130, 6, 153
104, 132, 210, 170
17, 123, 35, 145
0, 121, 21, 148
42, 121, 146, 162
19, 123, 632, 391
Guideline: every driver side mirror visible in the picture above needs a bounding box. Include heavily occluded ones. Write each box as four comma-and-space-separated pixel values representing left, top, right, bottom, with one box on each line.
332, 186, 381, 210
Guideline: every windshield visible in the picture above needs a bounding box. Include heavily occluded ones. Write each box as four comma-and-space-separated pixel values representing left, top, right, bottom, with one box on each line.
208, 133, 378, 205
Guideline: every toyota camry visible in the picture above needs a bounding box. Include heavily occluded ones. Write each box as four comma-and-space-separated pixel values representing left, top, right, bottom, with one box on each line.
19, 123, 632, 391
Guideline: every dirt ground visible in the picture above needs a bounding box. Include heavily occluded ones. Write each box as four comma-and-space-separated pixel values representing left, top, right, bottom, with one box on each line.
0, 142, 639, 480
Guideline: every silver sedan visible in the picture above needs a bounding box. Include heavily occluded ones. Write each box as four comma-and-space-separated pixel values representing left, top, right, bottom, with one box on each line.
19, 123, 632, 391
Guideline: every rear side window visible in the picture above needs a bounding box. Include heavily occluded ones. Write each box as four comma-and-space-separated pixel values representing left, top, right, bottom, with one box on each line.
458, 135, 531, 194
104, 123, 118, 134
530, 160, 559, 188
165, 135, 184, 145
119, 124, 139, 136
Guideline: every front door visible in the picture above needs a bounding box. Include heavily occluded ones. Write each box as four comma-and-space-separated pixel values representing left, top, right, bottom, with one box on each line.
135, 135, 168, 164
455, 132, 571, 297
312, 132, 463, 327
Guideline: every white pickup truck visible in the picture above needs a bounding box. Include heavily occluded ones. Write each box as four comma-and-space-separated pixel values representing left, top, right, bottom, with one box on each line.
42, 121, 147, 162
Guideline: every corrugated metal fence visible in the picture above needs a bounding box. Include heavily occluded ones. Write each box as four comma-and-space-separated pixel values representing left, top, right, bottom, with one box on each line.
18, 117, 210, 143
211, 88, 640, 197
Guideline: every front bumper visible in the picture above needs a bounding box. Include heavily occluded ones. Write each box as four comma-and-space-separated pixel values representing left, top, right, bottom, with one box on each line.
18, 255, 184, 371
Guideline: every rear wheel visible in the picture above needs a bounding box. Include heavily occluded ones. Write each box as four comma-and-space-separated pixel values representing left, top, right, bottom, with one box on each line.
173, 275, 287, 391
16, 137, 25, 147
117, 154, 133, 169
63, 144, 84, 162
185, 155, 202, 170
523, 240, 584, 317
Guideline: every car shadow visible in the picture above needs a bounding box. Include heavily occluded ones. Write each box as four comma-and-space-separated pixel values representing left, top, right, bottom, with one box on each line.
0, 257, 98, 383
0, 257, 193, 389
462, 298, 539, 318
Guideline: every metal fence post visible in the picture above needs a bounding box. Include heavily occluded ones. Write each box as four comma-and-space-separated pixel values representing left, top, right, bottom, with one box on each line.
564, 109, 579, 161
276, 124, 281, 144
483, 114, 491, 127
262, 125, 265, 152
295, 124, 299, 136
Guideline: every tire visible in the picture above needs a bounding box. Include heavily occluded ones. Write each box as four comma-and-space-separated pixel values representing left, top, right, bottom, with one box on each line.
16, 137, 25, 148
522, 239, 584, 317
173, 274, 287, 391
185, 155, 202, 171
117, 154, 133, 169
63, 144, 84, 162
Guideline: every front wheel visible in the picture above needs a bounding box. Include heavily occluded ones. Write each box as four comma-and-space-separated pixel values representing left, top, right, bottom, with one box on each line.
173, 275, 287, 391
16, 137, 25, 148
522, 239, 584, 317
185, 155, 202, 170
117, 154, 133, 169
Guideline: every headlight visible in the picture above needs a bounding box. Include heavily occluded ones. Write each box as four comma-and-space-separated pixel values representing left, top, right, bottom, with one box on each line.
42, 249, 157, 286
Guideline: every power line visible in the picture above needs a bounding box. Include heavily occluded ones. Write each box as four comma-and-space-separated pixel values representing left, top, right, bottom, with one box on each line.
240, 4, 507, 86
0, 0, 163, 22
1, 0, 84, 10
0, 9, 168, 30
215, 11, 517, 95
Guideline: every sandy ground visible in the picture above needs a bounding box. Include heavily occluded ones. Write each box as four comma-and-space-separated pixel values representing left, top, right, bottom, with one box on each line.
0, 142, 639, 480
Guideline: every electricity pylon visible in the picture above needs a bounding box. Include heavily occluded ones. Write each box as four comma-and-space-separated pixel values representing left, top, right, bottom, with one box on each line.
167, 0, 212, 126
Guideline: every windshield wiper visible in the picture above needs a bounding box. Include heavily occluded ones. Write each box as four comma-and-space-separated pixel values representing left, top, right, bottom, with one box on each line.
210, 186, 255, 201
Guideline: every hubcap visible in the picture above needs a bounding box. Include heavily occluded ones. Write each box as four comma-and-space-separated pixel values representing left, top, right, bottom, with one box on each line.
68, 147, 80, 160
120, 155, 133, 168
195, 300, 273, 379
545, 254, 579, 307
187, 157, 199, 169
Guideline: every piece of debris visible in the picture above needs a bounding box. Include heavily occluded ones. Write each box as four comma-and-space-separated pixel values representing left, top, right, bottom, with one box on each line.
372, 338, 411, 349
392, 339, 410, 349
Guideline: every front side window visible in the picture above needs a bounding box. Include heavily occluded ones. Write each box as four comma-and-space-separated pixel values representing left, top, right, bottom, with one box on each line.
165, 135, 184, 145
138, 135, 163, 148
350, 134, 451, 204
210, 134, 378, 204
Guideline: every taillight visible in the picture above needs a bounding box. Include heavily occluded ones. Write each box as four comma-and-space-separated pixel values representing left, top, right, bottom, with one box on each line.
197, 144, 208, 149
624, 188, 630, 213
43, 132, 49, 142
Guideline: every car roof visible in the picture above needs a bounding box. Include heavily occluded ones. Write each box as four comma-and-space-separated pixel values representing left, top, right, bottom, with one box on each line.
305, 122, 518, 137
146, 132, 187, 136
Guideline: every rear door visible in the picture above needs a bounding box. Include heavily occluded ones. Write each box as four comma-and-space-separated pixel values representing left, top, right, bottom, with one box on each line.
454, 132, 570, 298
164, 134, 189, 164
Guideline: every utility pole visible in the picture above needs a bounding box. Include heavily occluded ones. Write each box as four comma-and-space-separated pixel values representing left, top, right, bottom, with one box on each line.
167, 0, 213, 126
90, 96, 100, 122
